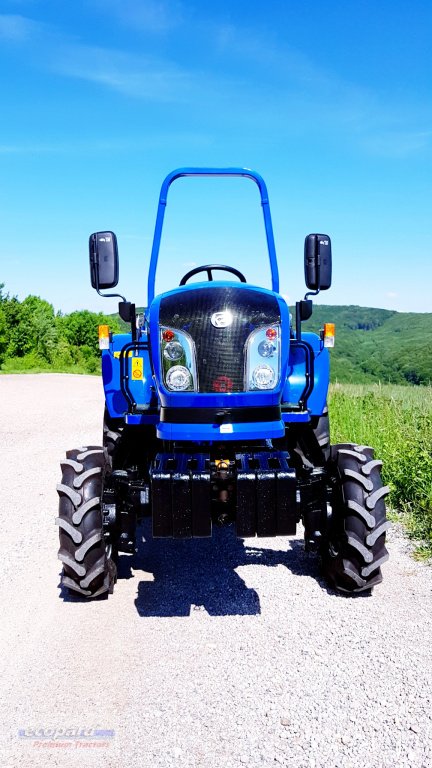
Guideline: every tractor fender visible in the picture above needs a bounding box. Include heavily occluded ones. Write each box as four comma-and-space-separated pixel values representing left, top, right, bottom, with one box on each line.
282, 331, 329, 417
102, 332, 154, 419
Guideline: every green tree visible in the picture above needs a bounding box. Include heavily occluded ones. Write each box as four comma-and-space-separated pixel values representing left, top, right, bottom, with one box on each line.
4, 295, 57, 361
0, 282, 122, 373
58, 310, 121, 353
0, 305, 6, 365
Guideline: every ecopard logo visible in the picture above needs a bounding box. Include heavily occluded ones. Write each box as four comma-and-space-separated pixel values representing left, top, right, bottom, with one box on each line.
210, 310, 233, 328
18, 727, 115, 749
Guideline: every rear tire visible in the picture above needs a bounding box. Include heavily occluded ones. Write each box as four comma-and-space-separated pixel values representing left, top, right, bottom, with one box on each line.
322, 443, 390, 593
56, 446, 116, 598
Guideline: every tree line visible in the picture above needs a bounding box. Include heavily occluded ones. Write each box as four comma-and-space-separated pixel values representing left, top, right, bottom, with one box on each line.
0, 284, 121, 374
305, 304, 432, 385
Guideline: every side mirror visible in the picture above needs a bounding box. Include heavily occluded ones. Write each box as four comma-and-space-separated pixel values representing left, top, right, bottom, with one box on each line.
304, 234, 332, 291
89, 231, 119, 290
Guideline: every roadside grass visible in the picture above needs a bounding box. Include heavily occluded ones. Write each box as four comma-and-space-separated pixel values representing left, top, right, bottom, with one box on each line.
329, 383, 432, 557
0, 354, 97, 375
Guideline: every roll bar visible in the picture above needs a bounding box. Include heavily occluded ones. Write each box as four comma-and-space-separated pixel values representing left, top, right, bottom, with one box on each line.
147, 168, 279, 304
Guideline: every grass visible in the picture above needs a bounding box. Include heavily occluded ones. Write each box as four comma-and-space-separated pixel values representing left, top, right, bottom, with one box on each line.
329, 383, 432, 557
0, 354, 98, 375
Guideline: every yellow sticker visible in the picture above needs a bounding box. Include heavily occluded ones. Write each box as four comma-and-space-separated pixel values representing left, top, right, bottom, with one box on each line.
131, 357, 143, 380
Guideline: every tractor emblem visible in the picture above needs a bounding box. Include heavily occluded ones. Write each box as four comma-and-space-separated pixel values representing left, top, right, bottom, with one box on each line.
211, 310, 233, 328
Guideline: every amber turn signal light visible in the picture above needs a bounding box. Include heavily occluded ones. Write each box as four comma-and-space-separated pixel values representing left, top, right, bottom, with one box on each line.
323, 323, 335, 348
98, 324, 110, 350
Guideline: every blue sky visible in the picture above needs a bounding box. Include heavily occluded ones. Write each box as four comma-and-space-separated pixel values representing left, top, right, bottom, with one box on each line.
1, 0, 431, 314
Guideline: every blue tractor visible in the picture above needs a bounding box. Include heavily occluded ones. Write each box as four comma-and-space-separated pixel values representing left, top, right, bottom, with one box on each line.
56, 168, 389, 598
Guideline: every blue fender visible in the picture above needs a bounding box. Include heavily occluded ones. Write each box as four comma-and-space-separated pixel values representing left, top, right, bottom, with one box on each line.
102, 332, 154, 419
283, 331, 329, 418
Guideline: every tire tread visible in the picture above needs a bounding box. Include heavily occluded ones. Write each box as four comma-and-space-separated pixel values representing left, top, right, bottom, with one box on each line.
323, 442, 389, 593
56, 446, 115, 598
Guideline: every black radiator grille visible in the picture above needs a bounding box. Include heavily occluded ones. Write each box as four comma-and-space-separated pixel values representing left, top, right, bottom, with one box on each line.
159, 286, 280, 392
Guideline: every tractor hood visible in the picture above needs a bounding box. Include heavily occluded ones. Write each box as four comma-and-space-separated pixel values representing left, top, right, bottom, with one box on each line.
148, 281, 290, 414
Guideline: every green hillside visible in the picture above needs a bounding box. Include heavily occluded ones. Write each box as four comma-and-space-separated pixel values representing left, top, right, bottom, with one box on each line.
115, 304, 432, 385
304, 305, 432, 384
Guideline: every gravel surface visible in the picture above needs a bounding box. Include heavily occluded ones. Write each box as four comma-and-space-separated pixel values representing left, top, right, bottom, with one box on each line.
0, 374, 431, 768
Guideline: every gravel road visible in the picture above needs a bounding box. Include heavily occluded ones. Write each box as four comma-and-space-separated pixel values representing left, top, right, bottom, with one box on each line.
0, 374, 431, 768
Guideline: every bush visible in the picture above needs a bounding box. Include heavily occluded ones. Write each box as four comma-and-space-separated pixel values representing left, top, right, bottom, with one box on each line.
0, 283, 121, 375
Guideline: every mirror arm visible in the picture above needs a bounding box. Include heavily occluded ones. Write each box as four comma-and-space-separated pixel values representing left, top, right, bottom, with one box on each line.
96, 287, 127, 302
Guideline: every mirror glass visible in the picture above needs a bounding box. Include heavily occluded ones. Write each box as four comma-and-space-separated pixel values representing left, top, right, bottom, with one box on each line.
89, 231, 119, 289
304, 234, 332, 291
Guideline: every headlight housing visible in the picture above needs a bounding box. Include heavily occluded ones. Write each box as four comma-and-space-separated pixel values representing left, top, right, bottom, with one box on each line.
165, 365, 192, 391
245, 325, 280, 391
160, 327, 197, 392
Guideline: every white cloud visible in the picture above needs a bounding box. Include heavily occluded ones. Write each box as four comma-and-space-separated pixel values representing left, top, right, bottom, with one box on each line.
0, 13, 41, 40
48, 37, 247, 106
362, 131, 432, 158
207, 20, 432, 158
0, 132, 211, 155
90, 0, 183, 32
1, 9, 431, 159
0, 142, 67, 154
55, 44, 195, 101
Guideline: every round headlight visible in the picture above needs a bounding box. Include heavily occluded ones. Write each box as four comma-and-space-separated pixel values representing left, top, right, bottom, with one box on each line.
166, 365, 192, 391
252, 364, 276, 390
258, 340, 276, 358
163, 341, 183, 361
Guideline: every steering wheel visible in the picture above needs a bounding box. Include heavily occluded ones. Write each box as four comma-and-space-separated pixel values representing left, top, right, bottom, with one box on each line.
179, 264, 247, 285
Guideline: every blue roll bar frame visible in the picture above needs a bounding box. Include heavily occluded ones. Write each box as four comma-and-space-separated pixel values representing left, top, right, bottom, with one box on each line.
147, 168, 280, 305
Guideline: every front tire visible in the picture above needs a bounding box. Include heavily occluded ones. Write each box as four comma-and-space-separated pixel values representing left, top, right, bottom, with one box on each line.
311, 404, 330, 462
103, 406, 124, 462
56, 446, 116, 598
323, 443, 390, 593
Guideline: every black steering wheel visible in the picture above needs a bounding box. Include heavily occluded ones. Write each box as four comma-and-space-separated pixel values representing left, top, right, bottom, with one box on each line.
179, 264, 247, 285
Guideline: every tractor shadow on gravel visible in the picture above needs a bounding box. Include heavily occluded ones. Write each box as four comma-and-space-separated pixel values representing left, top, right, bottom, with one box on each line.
132, 520, 324, 617
58, 521, 371, 608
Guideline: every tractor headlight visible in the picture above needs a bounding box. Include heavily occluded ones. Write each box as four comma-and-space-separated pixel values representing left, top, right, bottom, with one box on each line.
258, 340, 276, 358
245, 325, 280, 391
166, 365, 192, 391
160, 327, 197, 392
252, 364, 276, 390
163, 341, 184, 361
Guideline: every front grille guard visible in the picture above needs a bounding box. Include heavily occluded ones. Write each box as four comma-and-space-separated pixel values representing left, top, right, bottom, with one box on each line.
119, 339, 315, 416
